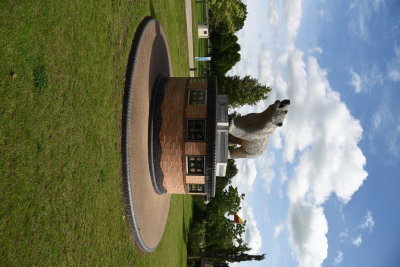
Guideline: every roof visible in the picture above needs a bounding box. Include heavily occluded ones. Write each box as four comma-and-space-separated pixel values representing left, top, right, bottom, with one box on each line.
216, 95, 229, 176
205, 77, 229, 201
205, 76, 217, 201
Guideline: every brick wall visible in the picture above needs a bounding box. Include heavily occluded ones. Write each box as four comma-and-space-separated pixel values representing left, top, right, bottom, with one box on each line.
186, 175, 205, 184
186, 79, 209, 195
185, 142, 207, 155
160, 78, 210, 195
184, 83, 207, 189
160, 78, 187, 194
187, 78, 208, 89
185, 105, 207, 118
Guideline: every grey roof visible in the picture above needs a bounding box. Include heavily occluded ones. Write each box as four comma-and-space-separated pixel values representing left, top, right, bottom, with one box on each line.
205, 76, 217, 201
205, 77, 229, 201
216, 95, 229, 170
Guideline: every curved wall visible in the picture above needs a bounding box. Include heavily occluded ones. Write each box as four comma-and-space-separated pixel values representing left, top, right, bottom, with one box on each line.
159, 78, 187, 193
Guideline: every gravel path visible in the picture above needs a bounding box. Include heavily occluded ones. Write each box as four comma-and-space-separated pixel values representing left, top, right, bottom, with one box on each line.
122, 18, 171, 252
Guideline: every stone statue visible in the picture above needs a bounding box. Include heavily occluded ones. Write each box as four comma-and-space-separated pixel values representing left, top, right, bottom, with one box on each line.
228, 99, 290, 159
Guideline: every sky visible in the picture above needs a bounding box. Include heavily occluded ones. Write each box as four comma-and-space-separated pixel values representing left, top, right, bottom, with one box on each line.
227, 0, 400, 266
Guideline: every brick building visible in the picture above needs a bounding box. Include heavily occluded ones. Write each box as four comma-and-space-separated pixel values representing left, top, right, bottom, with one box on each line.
149, 77, 228, 200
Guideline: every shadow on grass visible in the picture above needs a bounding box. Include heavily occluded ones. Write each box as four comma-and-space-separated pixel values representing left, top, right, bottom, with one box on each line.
33, 63, 48, 91
150, 0, 157, 19
182, 197, 190, 245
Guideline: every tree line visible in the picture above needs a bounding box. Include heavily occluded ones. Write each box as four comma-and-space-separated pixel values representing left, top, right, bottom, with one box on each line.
206, 0, 271, 108
187, 160, 265, 266
187, 1, 273, 265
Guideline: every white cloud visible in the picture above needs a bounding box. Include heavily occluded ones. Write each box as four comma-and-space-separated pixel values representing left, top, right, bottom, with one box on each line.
288, 201, 328, 267
279, 168, 288, 184
347, 211, 375, 250
388, 68, 400, 81
284, 0, 303, 43
259, 48, 275, 86
369, 64, 384, 87
274, 223, 285, 238
257, 33, 367, 267
360, 210, 375, 232
370, 103, 400, 159
348, 0, 384, 40
308, 47, 323, 55
278, 168, 288, 199
388, 123, 400, 157
339, 230, 348, 241
280, 54, 367, 265
334, 250, 344, 266
255, 152, 276, 193
372, 0, 385, 10
372, 111, 382, 131
352, 235, 363, 247
387, 45, 400, 82
339, 204, 346, 221
264, 208, 270, 222
267, 0, 279, 27
232, 159, 258, 192
241, 203, 262, 253
240, 0, 368, 265
271, 131, 283, 149
285, 55, 367, 204
346, 65, 383, 93
348, 68, 362, 93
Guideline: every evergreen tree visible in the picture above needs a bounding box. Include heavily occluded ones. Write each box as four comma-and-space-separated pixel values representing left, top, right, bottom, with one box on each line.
220, 75, 271, 108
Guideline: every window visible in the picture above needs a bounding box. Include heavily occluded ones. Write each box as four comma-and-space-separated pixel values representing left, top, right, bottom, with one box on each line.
186, 156, 205, 175
188, 89, 207, 105
189, 77, 207, 84
204, 31, 208, 34
188, 184, 205, 193
187, 119, 206, 141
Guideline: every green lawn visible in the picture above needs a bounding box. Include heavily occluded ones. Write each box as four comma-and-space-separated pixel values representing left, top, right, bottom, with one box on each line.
0, 0, 192, 266
192, 0, 210, 77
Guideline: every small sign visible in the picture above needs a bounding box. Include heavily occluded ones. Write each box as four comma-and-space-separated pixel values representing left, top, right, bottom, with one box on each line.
195, 57, 211, 62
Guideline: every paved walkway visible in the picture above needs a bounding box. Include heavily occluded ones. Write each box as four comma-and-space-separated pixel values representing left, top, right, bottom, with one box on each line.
184, 0, 195, 77
122, 19, 171, 252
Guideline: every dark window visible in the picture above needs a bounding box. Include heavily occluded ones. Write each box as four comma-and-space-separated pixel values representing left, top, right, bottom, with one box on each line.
188, 89, 207, 105
187, 119, 206, 141
204, 31, 208, 34
187, 156, 205, 175
188, 184, 205, 193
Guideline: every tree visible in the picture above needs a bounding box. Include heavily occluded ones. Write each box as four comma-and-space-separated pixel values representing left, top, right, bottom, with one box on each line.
207, 0, 247, 34
219, 75, 271, 108
210, 34, 239, 51
210, 42, 241, 77
205, 250, 266, 264
188, 161, 266, 265
213, 54, 241, 77
216, 159, 238, 190
225, 159, 238, 179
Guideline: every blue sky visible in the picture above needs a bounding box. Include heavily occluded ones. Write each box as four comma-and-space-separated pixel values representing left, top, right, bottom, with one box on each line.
227, 0, 400, 266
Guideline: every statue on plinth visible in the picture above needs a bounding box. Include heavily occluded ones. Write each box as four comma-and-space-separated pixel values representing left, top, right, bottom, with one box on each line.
228, 100, 290, 159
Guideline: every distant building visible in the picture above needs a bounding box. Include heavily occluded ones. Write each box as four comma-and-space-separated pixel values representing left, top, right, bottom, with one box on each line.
149, 77, 228, 201
198, 23, 209, 38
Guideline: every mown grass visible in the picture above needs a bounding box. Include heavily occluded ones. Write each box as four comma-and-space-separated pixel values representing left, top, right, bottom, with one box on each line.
0, 0, 192, 265
192, 0, 210, 77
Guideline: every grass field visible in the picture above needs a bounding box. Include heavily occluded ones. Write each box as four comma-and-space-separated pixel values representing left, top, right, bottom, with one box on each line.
0, 0, 192, 265
191, 0, 210, 77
